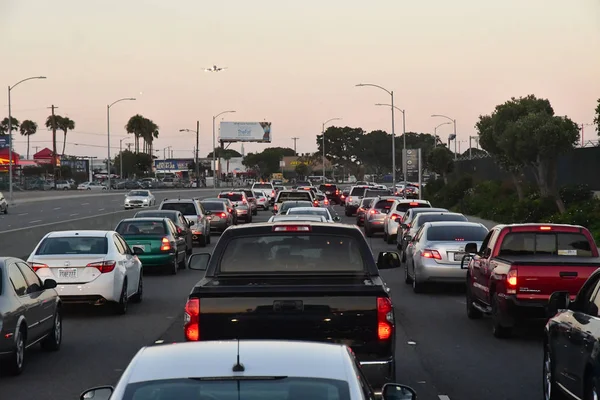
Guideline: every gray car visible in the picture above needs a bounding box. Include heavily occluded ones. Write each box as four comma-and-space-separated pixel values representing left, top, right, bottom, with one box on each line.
398, 212, 468, 258
218, 191, 251, 223
396, 207, 449, 251
363, 197, 398, 237
201, 201, 234, 233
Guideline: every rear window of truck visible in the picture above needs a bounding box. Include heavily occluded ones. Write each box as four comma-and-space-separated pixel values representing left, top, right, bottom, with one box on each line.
278, 192, 312, 201
499, 232, 593, 257
218, 234, 365, 273
350, 187, 367, 196
219, 193, 244, 201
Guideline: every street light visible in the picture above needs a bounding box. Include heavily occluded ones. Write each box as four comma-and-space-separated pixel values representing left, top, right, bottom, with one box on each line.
375, 103, 407, 184
433, 122, 452, 147
212, 110, 236, 189
180, 121, 200, 188
356, 83, 396, 187
107, 97, 136, 190
7, 75, 46, 203
431, 114, 457, 160
119, 138, 130, 180
322, 117, 342, 180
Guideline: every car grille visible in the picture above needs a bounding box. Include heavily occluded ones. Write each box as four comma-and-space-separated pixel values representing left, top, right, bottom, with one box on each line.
129, 200, 143, 204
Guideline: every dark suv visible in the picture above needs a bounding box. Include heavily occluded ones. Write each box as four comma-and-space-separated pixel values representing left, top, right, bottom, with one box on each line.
318, 184, 341, 204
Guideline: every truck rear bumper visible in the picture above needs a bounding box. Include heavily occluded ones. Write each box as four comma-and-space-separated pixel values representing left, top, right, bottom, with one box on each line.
501, 295, 548, 324
360, 357, 395, 391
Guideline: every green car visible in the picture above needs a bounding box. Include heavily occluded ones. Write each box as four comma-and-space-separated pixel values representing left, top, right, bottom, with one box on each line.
115, 217, 188, 274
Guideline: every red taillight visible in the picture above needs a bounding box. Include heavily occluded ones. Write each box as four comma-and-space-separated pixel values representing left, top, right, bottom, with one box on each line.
219, 212, 227, 218
29, 262, 48, 272
271, 190, 275, 197
370, 209, 378, 214
177, 227, 182, 234
272, 225, 311, 232
313, 201, 319, 207
160, 237, 171, 251
324, 199, 329, 205
540, 226, 552, 231
377, 297, 393, 341
184, 298, 200, 341
507, 269, 518, 287
87, 261, 117, 273
409, 202, 419, 206
358, 207, 364, 212
390, 213, 401, 220
228, 208, 233, 213
274, 204, 278, 210
421, 249, 442, 260
347, 197, 353, 203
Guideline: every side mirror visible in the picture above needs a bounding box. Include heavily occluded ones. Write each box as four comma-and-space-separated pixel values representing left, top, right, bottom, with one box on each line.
188, 220, 194, 227
80, 386, 114, 400
189, 253, 210, 271
460, 254, 473, 269
464, 242, 478, 254
43, 278, 57, 289
404, 235, 412, 243
547, 291, 571, 317
377, 251, 401, 270
133, 246, 145, 255
205, 210, 212, 215
400, 224, 408, 230
381, 383, 417, 400
333, 216, 341, 222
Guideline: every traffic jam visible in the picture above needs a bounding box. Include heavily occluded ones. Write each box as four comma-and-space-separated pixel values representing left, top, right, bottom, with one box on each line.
1, 181, 599, 400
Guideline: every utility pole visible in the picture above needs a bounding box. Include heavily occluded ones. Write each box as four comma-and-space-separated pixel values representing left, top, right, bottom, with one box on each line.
33, 146, 40, 154
49, 105, 58, 189
291, 137, 299, 155
195, 121, 200, 188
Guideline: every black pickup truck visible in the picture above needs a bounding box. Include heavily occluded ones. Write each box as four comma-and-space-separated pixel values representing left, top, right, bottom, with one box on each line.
184, 222, 401, 390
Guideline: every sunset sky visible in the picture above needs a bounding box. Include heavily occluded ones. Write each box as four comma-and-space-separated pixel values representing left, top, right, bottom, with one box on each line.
2, 0, 599, 160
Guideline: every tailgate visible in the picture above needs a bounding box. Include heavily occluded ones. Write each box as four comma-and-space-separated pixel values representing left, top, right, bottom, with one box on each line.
121, 235, 164, 253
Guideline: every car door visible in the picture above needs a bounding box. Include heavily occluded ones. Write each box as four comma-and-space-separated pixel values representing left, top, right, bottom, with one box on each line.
406, 226, 425, 277
167, 220, 186, 262
177, 212, 193, 248
16, 262, 55, 335
7, 262, 45, 342
470, 229, 497, 304
117, 234, 142, 291
113, 235, 136, 297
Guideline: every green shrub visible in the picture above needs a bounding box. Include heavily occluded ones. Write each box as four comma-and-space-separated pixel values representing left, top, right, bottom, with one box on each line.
423, 178, 445, 198
432, 175, 472, 209
559, 184, 593, 207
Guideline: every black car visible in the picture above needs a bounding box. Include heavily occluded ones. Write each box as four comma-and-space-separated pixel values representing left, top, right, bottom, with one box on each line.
133, 210, 194, 255
318, 183, 341, 204
0, 257, 61, 375
183, 222, 402, 391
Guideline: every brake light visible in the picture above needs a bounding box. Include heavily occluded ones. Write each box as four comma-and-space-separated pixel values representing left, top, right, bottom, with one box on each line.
358, 207, 364, 212
377, 297, 393, 341
184, 298, 200, 341
272, 225, 311, 232
370, 209, 378, 214
228, 208, 233, 213
540, 226, 552, 231
160, 237, 171, 251
177, 227, 182, 234
390, 213, 401, 220
29, 262, 48, 272
324, 199, 329, 205
409, 202, 419, 206
421, 249, 442, 260
271, 190, 275, 197
218, 212, 227, 218
313, 200, 319, 207
274, 204, 278, 210
347, 197, 353, 203
86, 261, 117, 273
507, 269, 518, 287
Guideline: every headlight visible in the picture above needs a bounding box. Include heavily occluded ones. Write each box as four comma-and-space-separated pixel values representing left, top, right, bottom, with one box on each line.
143, 199, 148, 202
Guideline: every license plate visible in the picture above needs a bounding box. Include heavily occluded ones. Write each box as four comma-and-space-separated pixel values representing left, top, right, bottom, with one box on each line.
454, 252, 466, 261
58, 268, 77, 279
133, 245, 146, 252
325, 191, 331, 194
211, 216, 221, 221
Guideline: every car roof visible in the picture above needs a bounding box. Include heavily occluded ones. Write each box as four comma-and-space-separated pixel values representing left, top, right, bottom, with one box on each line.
226, 221, 357, 232
424, 221, 486, 228
414, 212, 464, 219
126, 341, 348, 384
46, 230, 111, 238
136, 210, 177, 214
287, 207, 328, 212
396, 199, 431, 204
270, 216, 326, 222
119, 218, 169, 222
161, 198, 196, 203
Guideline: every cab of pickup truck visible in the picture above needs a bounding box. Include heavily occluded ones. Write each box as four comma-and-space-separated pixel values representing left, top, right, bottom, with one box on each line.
461, 223, 600, 338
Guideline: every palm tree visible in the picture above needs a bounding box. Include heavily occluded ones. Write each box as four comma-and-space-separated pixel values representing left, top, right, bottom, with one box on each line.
57, 116, 75, 156
0, 117, 20, 136
125, 114, 146, 153
45, 114, 60, 131
19, 120, 38, 159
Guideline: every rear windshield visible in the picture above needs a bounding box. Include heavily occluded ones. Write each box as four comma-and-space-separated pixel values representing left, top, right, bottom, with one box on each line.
499, 232, 593, 257
365, 190, 391, 197
318, 184, 337, 191
201, 202, 225, 211
280, 202, 313, 212
253, 183, 273, 189
161, 202, 197, 215
414, 214, 467, 228
316, 194, 325, 200
360, 198, 374, 207
396, 202, 431, 213
350, 187, 367, 196
36, 237, 108, 255
135, 211, 176, 222
253, 192, 265, 198
287, 209, 329, 218
374, 199, 395, 211
426, 225, 488, 242
116, 220, 167, 236
219, 193, 243, 201
278, 192, 312, 201
243, 191, 255, 198
219, 234, 364, 273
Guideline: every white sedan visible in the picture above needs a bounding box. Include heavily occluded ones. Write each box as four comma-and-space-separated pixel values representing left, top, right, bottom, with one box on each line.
124, 189, 156, 209
286, 206, 340, 222
77, 181, 107, 191
27, 230, 143, 314
79, 340, 416, 400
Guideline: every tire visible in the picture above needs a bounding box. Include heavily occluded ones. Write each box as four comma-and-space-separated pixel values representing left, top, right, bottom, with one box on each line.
41, 309, 62, 351
113, 281, 129, 314
252, 209, 257, 216
412, 265, 424, 293
387, 234, 395, 245
186, 245, 193, 256
6, 326, 25, 375
491, 293, 512, 338
206, 231, 211, 245
131, 273, 143, 303
543, 345, 567, 400
178, 251, 188, 269
383, 232, 388, 241
365, 226, 373, 238
466, 281, 482, 319
404, 264, 413, 284
63, 187, 68, 190
168, 257, 178, 275
198, 234, 207, 248
3, 206, 7, 214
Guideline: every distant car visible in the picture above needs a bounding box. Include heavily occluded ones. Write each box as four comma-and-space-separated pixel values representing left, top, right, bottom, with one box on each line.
363, 197, 398, 237
318, 183, 341, 204
275, 200, 314, 215
252, 190, 270, 210
218, 191, 251, 223
0, 191, 7, 214
356, 197, 376, 227
204, 197, 238, 224
27, 230, 143, 313
0, 257, 62, 375
397, 212, 467, 251
251, 181, 276, 203
133, 210, 193, 255
383, 199, 432, 243
77, 181, 107, 191
396, 207, 448, 251
124, 190, 156, 209
79, 340, 417, 400
159, 198, 211, 246
201, 201, 234, 233
242, 189, 259, 216
314, 192, 330, 207
268, 215, 327, 223
273, 190, 315, 213
286, 206, 340, 222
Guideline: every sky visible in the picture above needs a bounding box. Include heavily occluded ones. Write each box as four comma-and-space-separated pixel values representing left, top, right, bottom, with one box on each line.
2, 0, 599, 160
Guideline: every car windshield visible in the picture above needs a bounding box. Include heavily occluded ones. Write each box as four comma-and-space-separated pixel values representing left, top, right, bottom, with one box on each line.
220, 193, 244, 201
122, 377, 351, 400
426, 225, 489, 242
414, 214, 467, 228
350, 187, 367, 196
116, 220, 167, 236
219, 234, 365, 273
35, 237, 108, 255
373, 199, 395, 211
287, 208, 330, 219
134, 212, 176, 222
498, 232, 593, 257
396, 202, 432, 213
128, 191, 148, 197
280, 202, 313, 212
360, 198, 375, 208
253, 183, 273, 189
161, 202, 197, 215
278, 192, 312, 201
202, 202, 226, 211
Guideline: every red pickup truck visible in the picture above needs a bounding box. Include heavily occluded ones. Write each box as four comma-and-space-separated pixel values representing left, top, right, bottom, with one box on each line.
461, 223, 600, 338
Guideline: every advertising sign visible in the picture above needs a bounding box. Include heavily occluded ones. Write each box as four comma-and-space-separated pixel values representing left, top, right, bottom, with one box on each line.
60, 159, 89, 173
220, 122, 272, 143
402, 149, 421, 182
154, 159, 193, 171
0, 136, 10, 149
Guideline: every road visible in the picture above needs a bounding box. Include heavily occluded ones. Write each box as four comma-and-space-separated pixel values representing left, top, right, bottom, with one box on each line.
0, 201, 540, 400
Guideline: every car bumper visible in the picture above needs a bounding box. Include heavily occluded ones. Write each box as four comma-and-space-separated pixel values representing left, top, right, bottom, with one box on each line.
53, 274, 121, 303
124, 203, 150, 208
360, 358, 395, 391
386, 220, 399, 236
209, 220, 230, 231
500, 295, 548, 324
416, 262, 466, 283
138, 253, 176, 267
365, 219, 386, 232
345, 205, 359, 214
257, 203, 269, 209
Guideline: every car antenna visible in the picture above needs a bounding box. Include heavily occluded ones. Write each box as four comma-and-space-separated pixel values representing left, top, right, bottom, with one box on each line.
232, 338, 245, 372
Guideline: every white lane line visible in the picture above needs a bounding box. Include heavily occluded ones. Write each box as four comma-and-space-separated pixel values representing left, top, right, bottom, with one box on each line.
69, 213, 79, 217
53, 207, 61, 210
98, 208, 105, 211
18, 213, 28, 216
81, 202, 89, 205
29, 220, 43, 224
439, 396, 451, 400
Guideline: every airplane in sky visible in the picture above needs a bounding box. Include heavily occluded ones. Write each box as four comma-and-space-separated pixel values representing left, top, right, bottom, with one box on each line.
204, 65, 227, 72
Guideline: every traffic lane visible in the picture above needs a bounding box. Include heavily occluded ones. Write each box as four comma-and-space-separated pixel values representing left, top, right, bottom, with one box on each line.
0, 237, 222, 400
0, 189, 223, 231
361, 213, 540, 400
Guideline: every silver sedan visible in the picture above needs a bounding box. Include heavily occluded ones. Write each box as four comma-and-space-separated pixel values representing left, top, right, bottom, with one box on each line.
124, 190, 156, 209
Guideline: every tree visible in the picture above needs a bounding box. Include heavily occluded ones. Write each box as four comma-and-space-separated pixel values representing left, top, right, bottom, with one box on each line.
19, 120, 38, 159
295, 162, 309, 178
316, 126, 363, 173
45, 114, 60, 131
113, 150, 153, 178
56, 116, 75, 156
357, 130, 392, 175
242, 147, 295, 178
594, 98, 600, 137
427, 147, 454, 184
0, 117, 20, 136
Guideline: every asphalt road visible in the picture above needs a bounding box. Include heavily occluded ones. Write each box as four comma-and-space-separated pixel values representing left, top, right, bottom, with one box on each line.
0, 203, 540, 400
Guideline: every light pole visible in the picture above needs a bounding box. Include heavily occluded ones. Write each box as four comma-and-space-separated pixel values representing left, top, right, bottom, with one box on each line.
434, 122, 452, 147
119, 138, 130, 179
7, 76, 46, 203
107, 97, 136, 191
431, 114, 457, 160
356, 83, 396, 187
322, 117, 342, 180
180, 121, 200, 188
375, 103, 407, 184
212, 110, 236, 188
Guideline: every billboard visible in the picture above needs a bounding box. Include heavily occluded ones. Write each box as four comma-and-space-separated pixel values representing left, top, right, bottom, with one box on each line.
220, 122, 271, 143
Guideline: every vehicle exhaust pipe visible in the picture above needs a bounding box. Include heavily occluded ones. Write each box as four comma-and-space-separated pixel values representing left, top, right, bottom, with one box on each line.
94, 298, 106, 306
192, 235, 198, 240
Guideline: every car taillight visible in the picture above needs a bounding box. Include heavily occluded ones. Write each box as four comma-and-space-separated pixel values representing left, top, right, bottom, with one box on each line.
184, 298, 200, 341
228, 208, 233, 213
29, 262, 48, 272
87, 261, 117, 273
347, 197, 353, 203
390, 213, 401, 220
160, 237, 171, 251
507, 269, 518, 287
421, 249, 442, 260
273, 225, 311, 232
274, 204, 278, 210
377, 297, 393, 341
370, 209, 378, 214
219, 212, 227, 218
177, 227, 182, 234
271, 190, 275, 197
358, 207, 364, 212
313, 201, 319, 207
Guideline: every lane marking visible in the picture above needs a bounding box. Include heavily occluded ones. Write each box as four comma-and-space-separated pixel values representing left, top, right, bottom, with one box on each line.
53, 207, 61, 210
18, 213, 28, 216
69, 213, 79, 217
81, 202, 89, 206
29, 220, 43, 224
98, 208, 105, 211
439, 396, 451, 400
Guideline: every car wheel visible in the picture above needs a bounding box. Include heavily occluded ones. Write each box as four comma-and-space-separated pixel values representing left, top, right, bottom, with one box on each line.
365, 226, 373, 237
383, 232, 388, 241
186, 245, 193, 256
6, 326, 25, 375
131, 273, 143, 303
412, 266, 424, 293
63, 187, 68, 190
466, 281, 482, 319
206, 231, 211, 245
543, 346, 567, 400
178, 251, 188, 269
198, 234, 207, 247
113, 281, 128, 314
386, 234, 395, 245
168, 257, 178, 275
404, 263, 413, 284
3, 206, 7, 214
491, 293, 511, 338
41, 309, 62, 351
